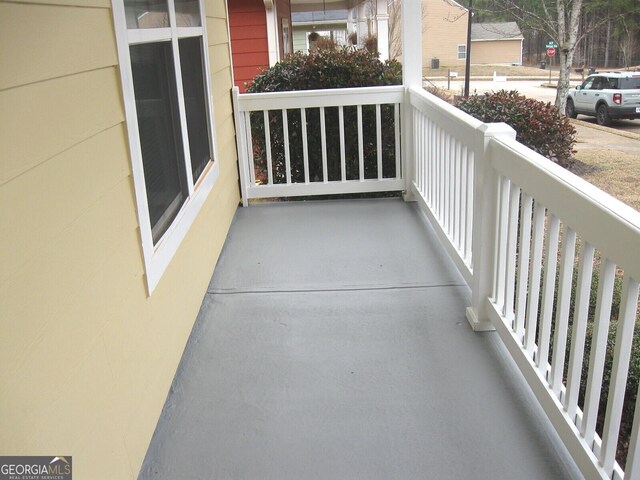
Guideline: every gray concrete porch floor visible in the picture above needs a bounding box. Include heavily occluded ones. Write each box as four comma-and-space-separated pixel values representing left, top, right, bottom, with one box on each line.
139, 198, 581, 480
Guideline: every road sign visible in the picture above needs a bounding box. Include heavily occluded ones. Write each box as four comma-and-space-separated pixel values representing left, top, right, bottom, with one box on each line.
546, 41, 558, 48
547, 47, 556, 57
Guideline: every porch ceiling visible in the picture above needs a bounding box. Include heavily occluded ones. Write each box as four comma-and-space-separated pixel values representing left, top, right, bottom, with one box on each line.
290, 0, 361, 13
139, 199, 581, 479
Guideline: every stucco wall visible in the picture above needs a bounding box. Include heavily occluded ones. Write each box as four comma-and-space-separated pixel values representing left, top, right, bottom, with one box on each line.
0, 0, 239, 478
423, 0, 468, 68
471, 39, 523, 65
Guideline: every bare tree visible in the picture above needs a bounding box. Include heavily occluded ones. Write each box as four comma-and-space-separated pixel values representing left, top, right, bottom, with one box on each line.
388, 0, 428, 60
476, 0, 621, 112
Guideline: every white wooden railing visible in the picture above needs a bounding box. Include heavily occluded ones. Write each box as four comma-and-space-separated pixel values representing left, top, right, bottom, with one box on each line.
232, 86, 404, 206
408, 85, 640, 480
233, 84, 640, 479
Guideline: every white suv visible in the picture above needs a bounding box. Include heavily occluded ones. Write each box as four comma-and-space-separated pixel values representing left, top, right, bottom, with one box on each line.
565, 71, 640, 126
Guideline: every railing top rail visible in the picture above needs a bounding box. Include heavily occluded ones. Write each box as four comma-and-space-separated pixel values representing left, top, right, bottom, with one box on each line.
408, 86, 484, 144
491, 134, 640, 280
235, 85, 405, 112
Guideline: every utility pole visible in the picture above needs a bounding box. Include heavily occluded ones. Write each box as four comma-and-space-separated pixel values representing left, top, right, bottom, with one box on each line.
464, 0, 472, 97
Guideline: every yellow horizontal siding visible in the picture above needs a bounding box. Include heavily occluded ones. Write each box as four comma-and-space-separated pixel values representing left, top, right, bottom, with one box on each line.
0, 67, 124, 185
0, 2, 117, 90
205, 0, 227, 19
1, 0, 239, 477
212, 66, 233, 100
209, 43, 231, 74
207, 16, 229, 46
0, 125, 131, 286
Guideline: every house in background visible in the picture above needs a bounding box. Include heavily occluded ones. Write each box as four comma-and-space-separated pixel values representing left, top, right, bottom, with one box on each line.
292, 9, 349, 53
471, 22, 524, 65
229, 0, 390, 90
228, 0, 293, 92
389, 0, 523, 68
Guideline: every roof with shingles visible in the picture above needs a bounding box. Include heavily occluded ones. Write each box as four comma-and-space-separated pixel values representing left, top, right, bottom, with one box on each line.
471, 22, 524, 41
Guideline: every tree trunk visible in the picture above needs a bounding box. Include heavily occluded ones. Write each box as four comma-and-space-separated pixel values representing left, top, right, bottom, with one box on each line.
604, 19, 611, 68
555, 0, 582, 112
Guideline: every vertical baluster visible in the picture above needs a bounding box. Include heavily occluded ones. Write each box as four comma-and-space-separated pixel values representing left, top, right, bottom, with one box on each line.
550, 226, 577, 396
376, 104, 383, 180
436, 124, 441, 212
444, 134, 451, 234
582, 258, 617, 447
524, 201, 546, 357
453, 140, 461, 250
420, 115, 425, 193
419, 113, 429, 193
536, 214, 560, 372
339, 106, 346, 182
600, 276, 640, 474
282, 109, 291, 184
504, 184, 521, 328
465, 150, 474, 265
565, 242, 595, 422
244, 112, 256, 186
448, 135, 455, 239
624, 379, 640, 479
263, 110, 273, 184
414, 110, 421, 193
438, 126, 444, 220
494, 176, 510, 313
320, 107, 328, 182
428, 119, 435, 205
394, 103, 400, 179
301, 108, 309, 183
514, 193, 533, 341
460, 145, 468, 257
357, 105, 364, 181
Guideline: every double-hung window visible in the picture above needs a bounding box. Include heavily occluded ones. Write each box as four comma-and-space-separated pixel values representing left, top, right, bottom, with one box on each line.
457, 44, 467, 60
112, 0, 218, 293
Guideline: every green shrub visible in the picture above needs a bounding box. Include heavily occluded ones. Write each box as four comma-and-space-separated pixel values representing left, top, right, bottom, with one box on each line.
246, 49, 402, 186
247, 47, 401, 92
456, 90, 576, 169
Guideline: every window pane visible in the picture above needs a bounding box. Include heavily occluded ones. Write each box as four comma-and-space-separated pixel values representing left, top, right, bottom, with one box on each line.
130, 42, 188, 244
174, 0, 201, 27
124, 0, 169, 28
179, 37, 212, 182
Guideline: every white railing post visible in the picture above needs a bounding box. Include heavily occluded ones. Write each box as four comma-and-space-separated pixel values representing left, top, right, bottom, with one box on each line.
401, 0, 422, 201
231, 86, 250, 207
466, 122, 516, 331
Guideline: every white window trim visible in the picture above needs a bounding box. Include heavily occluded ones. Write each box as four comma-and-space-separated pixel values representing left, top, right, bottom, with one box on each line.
112, 0, 220, 295
457, 44, 467, 60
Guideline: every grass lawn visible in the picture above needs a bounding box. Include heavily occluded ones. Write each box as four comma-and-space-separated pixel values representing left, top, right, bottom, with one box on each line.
570, 123, 640, 213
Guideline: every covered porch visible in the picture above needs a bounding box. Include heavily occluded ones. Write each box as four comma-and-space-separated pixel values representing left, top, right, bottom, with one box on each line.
140, 2, 640, 478
139, 198, 580, 479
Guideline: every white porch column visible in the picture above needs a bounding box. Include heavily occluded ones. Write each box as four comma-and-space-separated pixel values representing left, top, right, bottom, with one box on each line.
264, 0, 279, 66
402, 0, 422, 87
401, 0, 422, 201
376, 0, 389, 61
357, 2, 368, 44
347, 7, 357, 40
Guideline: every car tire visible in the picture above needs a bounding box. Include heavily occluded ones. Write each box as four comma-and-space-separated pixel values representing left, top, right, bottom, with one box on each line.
597, 104, 611, 126
565, 99, 578, 119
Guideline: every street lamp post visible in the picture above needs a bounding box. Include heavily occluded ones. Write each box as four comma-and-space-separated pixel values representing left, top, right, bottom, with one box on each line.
464, 0, 472, 97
